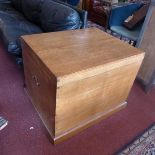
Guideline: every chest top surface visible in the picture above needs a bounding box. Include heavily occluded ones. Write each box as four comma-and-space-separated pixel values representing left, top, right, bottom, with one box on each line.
21, 28, 144, 79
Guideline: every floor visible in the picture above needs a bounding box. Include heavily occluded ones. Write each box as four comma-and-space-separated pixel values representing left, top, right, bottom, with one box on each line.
0, 38, 155, 155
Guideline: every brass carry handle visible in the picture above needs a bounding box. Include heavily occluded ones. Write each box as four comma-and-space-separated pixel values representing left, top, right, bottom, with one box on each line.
32, 75, 40, 86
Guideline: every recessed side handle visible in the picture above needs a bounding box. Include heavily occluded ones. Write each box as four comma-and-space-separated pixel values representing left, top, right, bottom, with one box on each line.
32, 75, 40, 86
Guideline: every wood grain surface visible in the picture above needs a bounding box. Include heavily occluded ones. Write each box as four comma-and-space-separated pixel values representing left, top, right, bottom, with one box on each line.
22, 28, 144, 144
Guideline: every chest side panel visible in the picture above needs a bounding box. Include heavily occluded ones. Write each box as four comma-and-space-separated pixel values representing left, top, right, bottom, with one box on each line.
22, 42, 57, 136
55, 60, 142, 136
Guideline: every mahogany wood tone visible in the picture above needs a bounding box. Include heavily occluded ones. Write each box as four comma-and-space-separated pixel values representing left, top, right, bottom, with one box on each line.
21, 28, 144, 144
82, 0, 90, 10
88, 0, 112, 28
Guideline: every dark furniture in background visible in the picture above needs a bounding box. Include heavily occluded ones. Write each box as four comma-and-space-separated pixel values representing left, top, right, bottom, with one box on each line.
0, 0, 87, 64
88, 0, 112, 28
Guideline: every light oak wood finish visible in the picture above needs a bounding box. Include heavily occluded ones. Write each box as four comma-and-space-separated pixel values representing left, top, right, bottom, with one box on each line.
22, 28, 144, 144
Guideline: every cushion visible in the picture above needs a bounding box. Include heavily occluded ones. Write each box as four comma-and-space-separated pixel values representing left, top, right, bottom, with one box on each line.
52, 0, 86, 28
0, 10, 42, 55
40, 0, 82, 32
109, 3, 142, 27
11, 0, 23, 12
21, 0, 44, 25
124, 4, 149, 30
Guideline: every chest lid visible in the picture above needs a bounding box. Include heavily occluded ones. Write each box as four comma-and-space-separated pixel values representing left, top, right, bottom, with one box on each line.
21, 28, 144, 86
